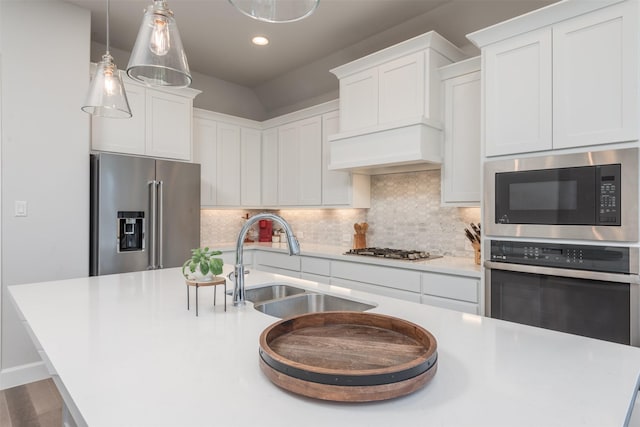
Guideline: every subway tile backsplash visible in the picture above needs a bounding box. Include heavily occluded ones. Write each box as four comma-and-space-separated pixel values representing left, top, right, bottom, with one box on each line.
201, 170, 480, 257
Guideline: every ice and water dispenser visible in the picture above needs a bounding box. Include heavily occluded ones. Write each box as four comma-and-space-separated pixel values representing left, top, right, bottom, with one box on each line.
117, 211, 145, 252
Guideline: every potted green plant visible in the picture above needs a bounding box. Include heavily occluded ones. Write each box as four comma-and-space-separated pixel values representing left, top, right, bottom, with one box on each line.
182, 247, 224, 281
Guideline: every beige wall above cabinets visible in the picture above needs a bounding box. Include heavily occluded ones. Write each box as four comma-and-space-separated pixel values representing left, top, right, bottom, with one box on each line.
91, 73, 200, 161
439, 57, 481, 207
469, 0, 639, 157
195, 101, 371, 210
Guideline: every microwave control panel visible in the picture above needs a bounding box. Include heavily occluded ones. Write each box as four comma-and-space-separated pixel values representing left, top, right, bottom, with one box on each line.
597, 164, 621, 225
490, 240, 630, 273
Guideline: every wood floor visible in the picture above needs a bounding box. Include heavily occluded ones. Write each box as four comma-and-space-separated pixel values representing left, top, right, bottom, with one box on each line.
0, 379, 62, 427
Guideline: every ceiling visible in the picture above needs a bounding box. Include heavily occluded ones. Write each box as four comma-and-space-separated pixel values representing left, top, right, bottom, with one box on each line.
67, 0, 556, 89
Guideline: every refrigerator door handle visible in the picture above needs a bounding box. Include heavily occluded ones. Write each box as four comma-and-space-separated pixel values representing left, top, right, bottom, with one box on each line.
157, 180, 164, 269
149, 180, 158, 269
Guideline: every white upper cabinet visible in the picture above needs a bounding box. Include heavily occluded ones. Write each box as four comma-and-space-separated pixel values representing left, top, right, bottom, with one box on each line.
261, 128, 279, 207
470, 0, 638, 157
332, 32, 465, 133
193, 116, 217, 206
192, 109, 261, 208
91, 81, 146, 155
440, 57, 481, 206
378, 52, 425, 124
240, 128, 262, 206
552, 1, 638, 149
278, 116, 322, 206
328, 31, 466, 174
216, 123, 241, 206
91, 73, 199, 161
322, 111, 371, 207
339, 69, 378, 132
146, 90, 193, 160
484, 29, 552, 156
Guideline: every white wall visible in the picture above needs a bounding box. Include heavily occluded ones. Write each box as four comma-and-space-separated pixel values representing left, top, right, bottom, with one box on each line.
0, 0, 90, 388
90, 42, 268, 121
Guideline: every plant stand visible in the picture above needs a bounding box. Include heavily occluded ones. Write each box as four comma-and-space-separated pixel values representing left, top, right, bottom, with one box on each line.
185, 277, 227, 316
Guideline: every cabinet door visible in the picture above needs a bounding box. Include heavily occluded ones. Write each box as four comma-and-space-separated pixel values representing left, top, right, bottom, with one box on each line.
379, 52, 425, 124
277, 123, 300, 205
553, 1, 638, 149
298, 116, 322, 205
261, 128, 278, 206
193, 117, 217, 206
442, 70, 481, 205
339, 68, 378, 132
145, 90, 192, 160
484, 28, 552, 156
322, 111, 350, 205
240, 128, 261, 206
215, 123, 241, 206
91, 81, 146, 155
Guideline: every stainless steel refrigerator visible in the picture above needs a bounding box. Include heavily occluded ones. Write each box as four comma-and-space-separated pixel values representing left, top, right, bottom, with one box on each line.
90, 153, 200, 276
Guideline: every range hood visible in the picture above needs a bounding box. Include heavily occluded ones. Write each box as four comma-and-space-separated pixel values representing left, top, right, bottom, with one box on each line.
327, 31, 465, 175
327, 117, 443, 175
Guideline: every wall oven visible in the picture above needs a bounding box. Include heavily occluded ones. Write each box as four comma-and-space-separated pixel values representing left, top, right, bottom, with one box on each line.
484, 148, 638, 241
485, 240, 640, 345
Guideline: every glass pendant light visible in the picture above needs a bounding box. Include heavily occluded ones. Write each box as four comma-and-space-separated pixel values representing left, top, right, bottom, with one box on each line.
126, 0, 192, 88
229, 0, 319, 23
82, 0, 131, 118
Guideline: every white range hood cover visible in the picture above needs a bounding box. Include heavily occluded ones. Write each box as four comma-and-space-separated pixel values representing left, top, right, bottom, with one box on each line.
328, 117, 443, 175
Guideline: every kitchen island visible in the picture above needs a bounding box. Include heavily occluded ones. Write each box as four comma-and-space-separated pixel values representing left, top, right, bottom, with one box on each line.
9, 266, 640, 427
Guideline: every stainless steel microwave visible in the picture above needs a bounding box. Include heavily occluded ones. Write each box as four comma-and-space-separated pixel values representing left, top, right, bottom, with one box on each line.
484, 148, 638, 242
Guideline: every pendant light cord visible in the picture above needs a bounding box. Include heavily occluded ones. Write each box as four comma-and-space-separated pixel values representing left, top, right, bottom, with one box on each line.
106, 0, 110, 55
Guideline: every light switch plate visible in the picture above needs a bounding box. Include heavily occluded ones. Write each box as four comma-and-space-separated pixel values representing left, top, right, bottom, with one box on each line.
15, 200, 27, 217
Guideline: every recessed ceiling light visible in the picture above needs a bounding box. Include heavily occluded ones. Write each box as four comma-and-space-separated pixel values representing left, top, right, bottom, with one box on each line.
252, 36, 269, 46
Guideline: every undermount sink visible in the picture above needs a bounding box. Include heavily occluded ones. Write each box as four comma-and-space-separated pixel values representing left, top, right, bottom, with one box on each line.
244, 283, 306, 304
254, 293, 377, 319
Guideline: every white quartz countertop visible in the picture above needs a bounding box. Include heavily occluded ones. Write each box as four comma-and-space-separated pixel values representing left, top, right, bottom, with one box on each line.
209, 241, 482, 278
9, 266, 640, 427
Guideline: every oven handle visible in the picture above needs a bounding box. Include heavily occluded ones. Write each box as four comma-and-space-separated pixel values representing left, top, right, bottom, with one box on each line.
484, 261, 640, 284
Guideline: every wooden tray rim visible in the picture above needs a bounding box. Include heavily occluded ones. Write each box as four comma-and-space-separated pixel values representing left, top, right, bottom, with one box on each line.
259, 311, 438, 378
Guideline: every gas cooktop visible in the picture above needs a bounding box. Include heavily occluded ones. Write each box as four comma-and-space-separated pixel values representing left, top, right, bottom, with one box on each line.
344, 247, 442, 261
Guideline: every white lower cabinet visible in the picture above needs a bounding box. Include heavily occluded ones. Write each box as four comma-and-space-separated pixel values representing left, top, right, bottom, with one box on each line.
330, 277, 421, 303
330, 260, 422, 303
245, 250, 480, 312
421, 272, 480, 314
254, 251, 301, 278
219, 250, 252, 267
301, 257, 331, 282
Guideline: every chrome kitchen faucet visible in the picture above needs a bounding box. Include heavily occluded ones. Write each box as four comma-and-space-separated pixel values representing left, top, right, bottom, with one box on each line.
232, 213, 300, 306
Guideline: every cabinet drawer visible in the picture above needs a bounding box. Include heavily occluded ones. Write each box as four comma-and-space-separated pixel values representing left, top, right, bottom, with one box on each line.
422, 272, 478, 303
220, 250, 253, 267
255, 251, 301, 272
330, 277, 420, 303
331, 261, 420, 293
301, 272, 329, 283
301, 257, 331, 276
257, 265, 301, 279
421, 295, 479, 314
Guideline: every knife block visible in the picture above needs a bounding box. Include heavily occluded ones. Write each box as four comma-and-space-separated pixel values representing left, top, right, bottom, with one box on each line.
354, 234, 367, 249
472, 242, 481, 265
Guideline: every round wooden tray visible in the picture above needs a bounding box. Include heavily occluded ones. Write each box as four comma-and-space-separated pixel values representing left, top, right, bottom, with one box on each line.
259, 311, 437, 402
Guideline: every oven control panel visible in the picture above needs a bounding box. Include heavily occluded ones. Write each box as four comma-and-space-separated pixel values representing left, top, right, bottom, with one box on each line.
490, 240, 630, 273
